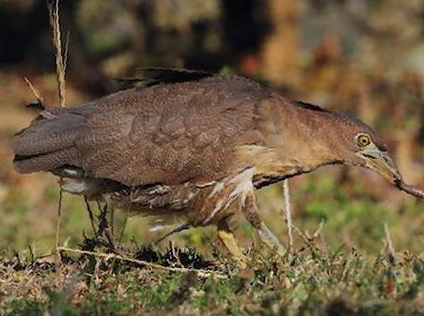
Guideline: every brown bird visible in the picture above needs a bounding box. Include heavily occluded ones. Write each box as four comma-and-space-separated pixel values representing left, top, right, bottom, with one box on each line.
13, 68, 423, 266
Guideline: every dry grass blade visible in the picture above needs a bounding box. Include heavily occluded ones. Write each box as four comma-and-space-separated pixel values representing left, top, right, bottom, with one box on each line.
384, 223, 395, 265
46, 0, 68, 267
58, 247, 226, 278
282, 179, 293, 252
55, 188, 63, 267
23, 77, 44, 106
291, 220, 324, 253
46, 0, 67, 108
383, 223, 396, 297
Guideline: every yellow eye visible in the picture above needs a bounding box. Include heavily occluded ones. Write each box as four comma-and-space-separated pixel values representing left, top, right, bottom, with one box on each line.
356, 133, 371, 147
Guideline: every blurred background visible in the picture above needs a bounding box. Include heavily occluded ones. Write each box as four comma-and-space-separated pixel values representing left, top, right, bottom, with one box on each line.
0, 0, 423, 257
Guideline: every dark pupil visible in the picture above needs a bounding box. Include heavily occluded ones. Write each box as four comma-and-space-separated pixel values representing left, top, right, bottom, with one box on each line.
360, 137, 368, 144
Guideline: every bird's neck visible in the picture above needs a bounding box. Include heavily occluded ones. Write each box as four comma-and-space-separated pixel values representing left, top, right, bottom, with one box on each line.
250, 95, 344, 177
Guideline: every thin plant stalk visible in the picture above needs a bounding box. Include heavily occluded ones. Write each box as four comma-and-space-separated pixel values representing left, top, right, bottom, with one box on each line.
46, 0, 67, 108
46, 0, 68, 266
282, 179, 293, 252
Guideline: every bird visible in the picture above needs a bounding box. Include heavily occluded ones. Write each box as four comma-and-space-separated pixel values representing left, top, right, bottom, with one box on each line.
12, 68, 422, 267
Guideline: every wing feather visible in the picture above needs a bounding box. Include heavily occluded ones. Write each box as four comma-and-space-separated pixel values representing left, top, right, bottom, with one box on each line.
14, 73, 268, 186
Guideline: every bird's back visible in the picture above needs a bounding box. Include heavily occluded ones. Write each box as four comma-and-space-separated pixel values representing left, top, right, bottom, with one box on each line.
14, 70, 271, 186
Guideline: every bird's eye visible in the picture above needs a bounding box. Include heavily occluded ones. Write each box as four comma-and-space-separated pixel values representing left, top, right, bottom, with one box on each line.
356, 133, 371, 147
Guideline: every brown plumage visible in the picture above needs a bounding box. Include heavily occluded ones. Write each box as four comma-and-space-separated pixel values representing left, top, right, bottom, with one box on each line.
13, 68, 422, 266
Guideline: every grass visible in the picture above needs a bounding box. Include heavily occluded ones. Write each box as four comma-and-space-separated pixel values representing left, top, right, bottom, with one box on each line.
1, 242, 423, 315
0, 168, 423, 315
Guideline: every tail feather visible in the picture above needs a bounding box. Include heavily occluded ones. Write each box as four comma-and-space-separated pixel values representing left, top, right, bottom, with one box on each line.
14, 112, 84, 156
14, 147, 80, 173
13, 110, 85, 173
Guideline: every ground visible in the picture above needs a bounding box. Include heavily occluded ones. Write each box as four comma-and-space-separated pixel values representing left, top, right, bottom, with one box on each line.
0, 170, 423, 315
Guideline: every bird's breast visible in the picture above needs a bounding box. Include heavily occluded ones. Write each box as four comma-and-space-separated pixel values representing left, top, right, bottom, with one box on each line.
109, 167, 258, 227
232, 144, 310, 188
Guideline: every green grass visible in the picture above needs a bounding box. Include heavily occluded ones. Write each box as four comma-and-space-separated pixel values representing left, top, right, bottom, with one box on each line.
1, 247, 423, 315
0, 169, 423, 315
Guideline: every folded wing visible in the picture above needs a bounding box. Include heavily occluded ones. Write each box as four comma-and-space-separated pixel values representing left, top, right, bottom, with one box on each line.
13, 73, 265, 186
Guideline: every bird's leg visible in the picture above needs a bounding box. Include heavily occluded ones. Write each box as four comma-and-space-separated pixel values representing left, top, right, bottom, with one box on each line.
154, 223, 191, 245
217, 219, 248, 268
83, 196, 97, 236
97, 195, 116, 250
109, 203, 115, 235
242, 191, 286, 257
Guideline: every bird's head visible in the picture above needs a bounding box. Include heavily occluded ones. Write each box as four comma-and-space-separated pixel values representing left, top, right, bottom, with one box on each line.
350, 131, 401, 183
328, 114, 401, 184
278, 99, 424, 198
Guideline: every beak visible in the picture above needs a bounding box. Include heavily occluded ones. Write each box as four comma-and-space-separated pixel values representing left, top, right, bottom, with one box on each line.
359, 148, 401, 184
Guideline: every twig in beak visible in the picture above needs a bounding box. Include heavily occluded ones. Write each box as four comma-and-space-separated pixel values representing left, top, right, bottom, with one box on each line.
396, 180, 424, 199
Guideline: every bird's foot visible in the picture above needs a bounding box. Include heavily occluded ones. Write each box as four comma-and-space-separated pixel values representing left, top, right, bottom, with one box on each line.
217, 220, 248, 269
258, 224, 286, 258
242, 190, 286, 258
